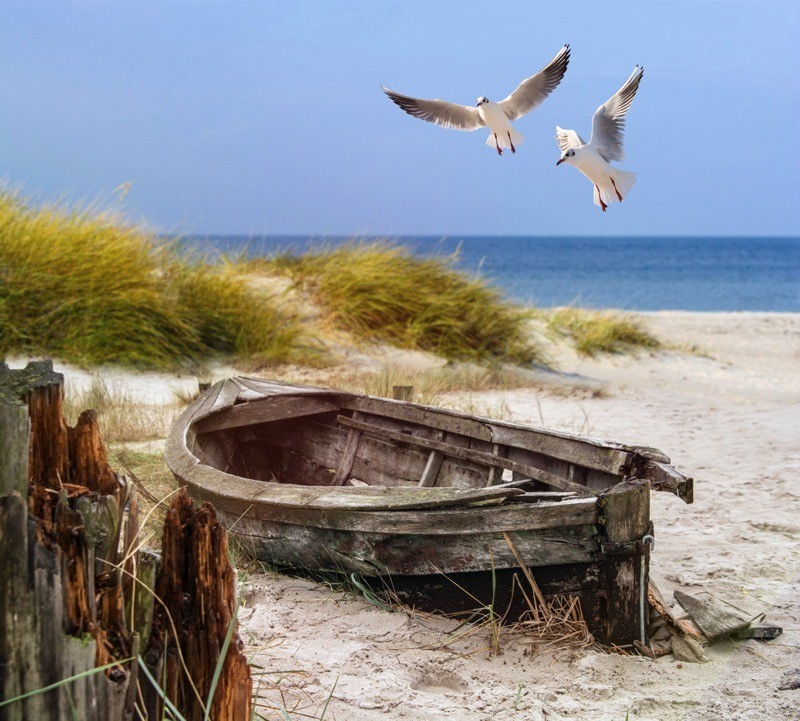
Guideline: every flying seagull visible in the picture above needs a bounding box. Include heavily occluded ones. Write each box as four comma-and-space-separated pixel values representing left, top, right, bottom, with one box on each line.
382, 45, 570, 156
555, 66, 644, 211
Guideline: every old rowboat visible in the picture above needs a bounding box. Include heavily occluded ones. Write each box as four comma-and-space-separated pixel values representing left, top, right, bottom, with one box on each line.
166, 377, 693, 644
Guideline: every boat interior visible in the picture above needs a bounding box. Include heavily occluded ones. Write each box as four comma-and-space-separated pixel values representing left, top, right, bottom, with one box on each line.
190, 388, 649, 499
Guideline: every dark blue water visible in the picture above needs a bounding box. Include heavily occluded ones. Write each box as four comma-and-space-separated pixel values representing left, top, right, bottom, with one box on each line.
179, 236, 800, 312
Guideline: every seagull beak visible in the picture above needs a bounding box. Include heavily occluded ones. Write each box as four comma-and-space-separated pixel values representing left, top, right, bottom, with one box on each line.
556, 158, 565, 166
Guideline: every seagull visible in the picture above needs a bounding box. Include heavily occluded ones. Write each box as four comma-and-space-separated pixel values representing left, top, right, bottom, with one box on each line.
382, 45, 570, 156
555, 66, 644, 211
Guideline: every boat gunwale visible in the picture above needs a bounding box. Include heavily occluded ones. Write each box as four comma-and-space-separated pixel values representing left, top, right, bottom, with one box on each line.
166, 378, 688, 513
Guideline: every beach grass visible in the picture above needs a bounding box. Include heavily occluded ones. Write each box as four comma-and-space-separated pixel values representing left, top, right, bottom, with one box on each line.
261, 241, 543, 366
543, 307, 661, 357
0, 191, 304, 369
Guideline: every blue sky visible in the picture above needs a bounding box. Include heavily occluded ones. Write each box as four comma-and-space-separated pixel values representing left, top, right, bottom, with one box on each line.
1, 1, 798, 236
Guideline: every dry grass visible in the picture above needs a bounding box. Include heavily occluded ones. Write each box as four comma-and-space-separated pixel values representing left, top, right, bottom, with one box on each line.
352, 363, 536, 406
543, 307, 661, 357
0, 191, 305, 369
261, 241, 543, 366
63, 375, 182, 443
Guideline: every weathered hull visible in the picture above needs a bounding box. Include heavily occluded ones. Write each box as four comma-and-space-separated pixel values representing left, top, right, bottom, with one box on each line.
166, 377, 693, 645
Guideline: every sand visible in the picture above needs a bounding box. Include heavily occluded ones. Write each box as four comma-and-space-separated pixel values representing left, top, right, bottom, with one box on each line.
9, 311, 799, 720
238, 312, 800, 721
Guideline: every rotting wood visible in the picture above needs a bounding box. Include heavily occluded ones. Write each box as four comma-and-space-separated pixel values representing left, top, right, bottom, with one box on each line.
338, 414, 596, 496
648, 580, 705, 640
145, 489, 252, 721
1, 361, 252, 721
0, 361, 133, 720
599, 479, 651, 646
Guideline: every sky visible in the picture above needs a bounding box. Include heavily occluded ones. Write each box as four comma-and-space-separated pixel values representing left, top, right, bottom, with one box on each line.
1, 1, 799, 237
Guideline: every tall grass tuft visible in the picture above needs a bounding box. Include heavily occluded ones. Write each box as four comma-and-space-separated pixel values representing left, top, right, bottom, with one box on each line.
544, 307, 661, 357
0, 191, 303, 368
269, 241, 542, 365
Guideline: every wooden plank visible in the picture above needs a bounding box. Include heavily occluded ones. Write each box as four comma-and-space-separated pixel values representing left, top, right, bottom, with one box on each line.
223, 515, 600, 575
343, 395, 494, 441
332, 428, 361, 486
196, 395, 341, 434
673, 590, 752, 640
644, 460, 694, 503
489, 423, 632, 477
338, 415, 597, 497
210, 378, 243, 413
342, 392, 666, 474
183, 463, 527, 511
197, 489, 597, 534
0, 403, 29, 496
190, 380, 224, 421
418, 451, 444, 487
600, 480, 651, 646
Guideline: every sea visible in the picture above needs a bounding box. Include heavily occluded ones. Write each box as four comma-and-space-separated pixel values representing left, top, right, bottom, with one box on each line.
180, 236, 800, 313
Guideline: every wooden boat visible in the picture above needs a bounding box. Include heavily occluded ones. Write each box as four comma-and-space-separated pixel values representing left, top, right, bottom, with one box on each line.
166, 377, 693, 644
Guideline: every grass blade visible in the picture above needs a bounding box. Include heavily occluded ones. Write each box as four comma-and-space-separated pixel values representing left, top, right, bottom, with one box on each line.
203, 609, 239, 721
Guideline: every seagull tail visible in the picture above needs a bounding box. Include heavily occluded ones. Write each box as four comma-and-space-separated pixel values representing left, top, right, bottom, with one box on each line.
595, 169, 637, 208
486, 127, 524, 150
611, 169, 637, 201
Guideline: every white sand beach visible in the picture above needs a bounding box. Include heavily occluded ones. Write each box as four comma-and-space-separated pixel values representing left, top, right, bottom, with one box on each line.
235, 311, 800, 721
10, 311, 799, 720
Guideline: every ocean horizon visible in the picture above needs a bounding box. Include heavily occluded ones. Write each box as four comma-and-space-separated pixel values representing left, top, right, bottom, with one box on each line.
179, 235, 800, 313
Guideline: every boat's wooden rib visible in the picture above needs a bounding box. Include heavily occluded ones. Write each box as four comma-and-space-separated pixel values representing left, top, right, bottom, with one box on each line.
419, 450, 444, 487
337, 415, 597, 497
332, 426, 361, 486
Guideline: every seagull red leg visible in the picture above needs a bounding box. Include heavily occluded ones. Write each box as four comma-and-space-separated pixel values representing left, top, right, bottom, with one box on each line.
596, 185, 608, 212
507, 131, 516, 154
610, 177, 623, 202
494, 133, 502, 156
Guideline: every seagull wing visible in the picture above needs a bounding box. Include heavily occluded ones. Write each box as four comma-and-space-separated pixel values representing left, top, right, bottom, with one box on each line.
381, 86, 485, 131
589, 66, 644, 162
555, 126, 586, 153
499, 45, 571, 122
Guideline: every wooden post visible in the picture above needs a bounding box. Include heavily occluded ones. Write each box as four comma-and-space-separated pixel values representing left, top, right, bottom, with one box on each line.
1, 361, 133, 720
599, 479, 651, 646
144, 490, 252, 721
1, 361, 253, 720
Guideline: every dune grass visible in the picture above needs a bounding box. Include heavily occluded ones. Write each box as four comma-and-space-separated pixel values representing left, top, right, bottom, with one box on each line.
0, 191, 303, 369
543, 307, 661, 357
264, 242, 543, 366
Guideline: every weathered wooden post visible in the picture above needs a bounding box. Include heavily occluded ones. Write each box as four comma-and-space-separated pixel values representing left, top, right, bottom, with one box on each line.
599, 479, 652, 646
0, 360, 252, 720
0, 360, 134, 720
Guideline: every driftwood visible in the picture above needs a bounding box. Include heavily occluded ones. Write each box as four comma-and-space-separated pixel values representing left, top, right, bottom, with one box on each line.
0, 360, 251, 720
674, 590, 753, 641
